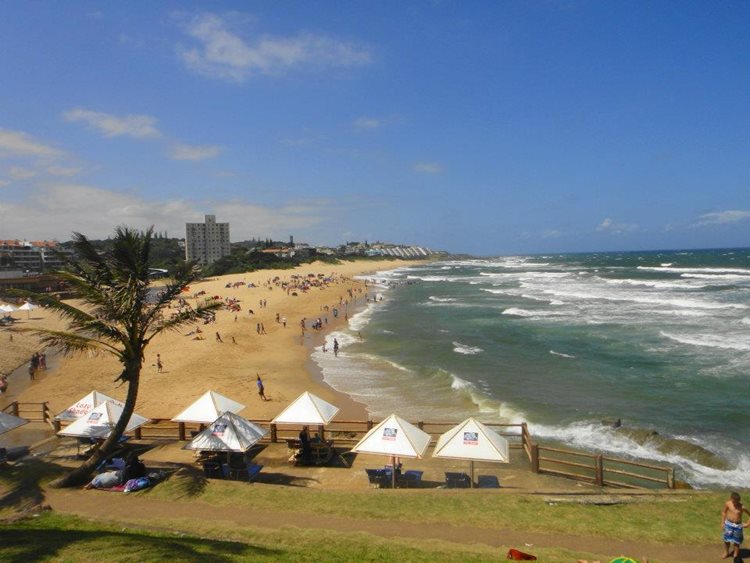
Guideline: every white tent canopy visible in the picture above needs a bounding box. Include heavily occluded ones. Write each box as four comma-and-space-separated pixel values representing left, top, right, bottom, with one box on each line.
58, 400, 148, 439
432, 417, 510, 463
18, 302, 38, 311
271, 391, 340, 426
55, 391, 123, 422
0, 304, 17, 313
172, 390, 245, 424
0, 411, 28, 435
351, 414, 431, 459
184, 411, 267, 452
432, 417, 509, 487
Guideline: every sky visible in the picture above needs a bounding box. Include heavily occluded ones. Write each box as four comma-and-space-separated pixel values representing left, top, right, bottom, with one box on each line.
0, 1, 748, 256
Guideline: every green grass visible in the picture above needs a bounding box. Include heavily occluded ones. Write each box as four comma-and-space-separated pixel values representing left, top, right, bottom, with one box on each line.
150, 468, 721, 545
0, 511, 610, 562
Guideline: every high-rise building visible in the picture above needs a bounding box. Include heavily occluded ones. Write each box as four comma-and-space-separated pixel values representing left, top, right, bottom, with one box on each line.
185, 214, 231, 265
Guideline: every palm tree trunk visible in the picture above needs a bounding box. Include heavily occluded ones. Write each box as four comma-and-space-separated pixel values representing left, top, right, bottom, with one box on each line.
50, 364, 141, 488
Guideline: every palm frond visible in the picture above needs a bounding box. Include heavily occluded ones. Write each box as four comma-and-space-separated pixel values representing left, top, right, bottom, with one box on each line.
16, 328, 119, 356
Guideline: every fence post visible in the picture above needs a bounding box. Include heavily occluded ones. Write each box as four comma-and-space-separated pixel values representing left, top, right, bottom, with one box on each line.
53, 419, 61, 433
366, 419, 373, 431
667, 468, 675, 489
11, 401, 19, 417
135, 427, 142, 440
417, 421, 424, 430
270, 423, 277, 443
530, 444, 540, 473
178, 422, 186, 441
595, 455, 604, 486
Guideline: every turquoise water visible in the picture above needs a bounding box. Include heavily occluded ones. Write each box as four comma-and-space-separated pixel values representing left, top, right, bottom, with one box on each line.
314, 248, 750, 488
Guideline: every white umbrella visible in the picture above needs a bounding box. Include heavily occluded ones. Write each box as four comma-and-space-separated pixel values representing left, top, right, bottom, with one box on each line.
58, 400, 148, 439
0, 411, 28, 435
0, 304, 17, 313
55, 390, 123, 422
271, 391, 340, 426
184, 411, 267, 453
18, 302, 38, 318
432, 417, 510, 487
351, 414, 432, 488
171, 390, 245, 424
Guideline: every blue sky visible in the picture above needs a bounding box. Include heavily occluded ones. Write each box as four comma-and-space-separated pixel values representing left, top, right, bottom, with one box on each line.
0, 2, 748, 255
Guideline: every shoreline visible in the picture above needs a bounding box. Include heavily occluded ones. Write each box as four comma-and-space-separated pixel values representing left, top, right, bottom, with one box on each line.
4, 259, 418, 426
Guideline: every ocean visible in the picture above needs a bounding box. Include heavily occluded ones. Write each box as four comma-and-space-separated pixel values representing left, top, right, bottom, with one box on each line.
312, 248, 750, 489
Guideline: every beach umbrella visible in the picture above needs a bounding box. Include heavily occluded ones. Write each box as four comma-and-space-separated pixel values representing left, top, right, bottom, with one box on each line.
54, 390, 123, 422
351, 414, 431, 488
184, 411, 267, 454
432, 417, 510, 488
0, 304, 16, 318
0, 411, 28, 435
18, 302, 38, 318
171, 390, 245, 424
271, 391, 340, 426
58, 400, 148, 439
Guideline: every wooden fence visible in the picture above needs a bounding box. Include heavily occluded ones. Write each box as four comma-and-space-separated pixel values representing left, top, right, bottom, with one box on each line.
2, 401, 55, 428
49, 413, 675, 489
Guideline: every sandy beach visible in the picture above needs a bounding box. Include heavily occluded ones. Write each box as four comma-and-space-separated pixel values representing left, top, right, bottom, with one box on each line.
1, 259, 418, 422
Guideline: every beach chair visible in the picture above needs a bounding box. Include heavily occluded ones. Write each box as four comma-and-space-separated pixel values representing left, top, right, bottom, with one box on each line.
477, 475, 500, 488
444, 472, 471, 488
202, 460, 224, 479
365, 468, 389, 488
400, 470, 423, 488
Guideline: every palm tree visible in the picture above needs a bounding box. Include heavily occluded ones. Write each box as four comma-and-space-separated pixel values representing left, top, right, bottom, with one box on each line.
18, 226, 221, 488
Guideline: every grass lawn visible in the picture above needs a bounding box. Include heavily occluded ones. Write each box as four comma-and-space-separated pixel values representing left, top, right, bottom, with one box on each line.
0, 512, 610, 562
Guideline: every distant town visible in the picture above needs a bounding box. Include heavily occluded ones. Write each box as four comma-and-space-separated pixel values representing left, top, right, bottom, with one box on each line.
0, 214, 444, 285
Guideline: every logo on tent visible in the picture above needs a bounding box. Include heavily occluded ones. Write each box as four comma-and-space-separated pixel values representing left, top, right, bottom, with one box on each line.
87, 412, 102, 422
212, 423, 227, 437
382, 427, 398, 441
463, 431, 478, 445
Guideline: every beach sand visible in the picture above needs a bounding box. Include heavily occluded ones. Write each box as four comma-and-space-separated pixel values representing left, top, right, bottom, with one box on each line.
3, 259, 418, 422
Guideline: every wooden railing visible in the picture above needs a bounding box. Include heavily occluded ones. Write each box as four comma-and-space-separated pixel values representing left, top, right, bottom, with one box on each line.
2, 401, 55, 428
53, 413, 674, 489
529, 443, 674, 489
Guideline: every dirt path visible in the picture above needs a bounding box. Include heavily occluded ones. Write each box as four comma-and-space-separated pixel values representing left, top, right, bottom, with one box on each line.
44, 488, 717, 562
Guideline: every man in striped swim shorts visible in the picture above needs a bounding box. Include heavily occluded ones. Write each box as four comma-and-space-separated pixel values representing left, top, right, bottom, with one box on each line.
722, 492, 750, 559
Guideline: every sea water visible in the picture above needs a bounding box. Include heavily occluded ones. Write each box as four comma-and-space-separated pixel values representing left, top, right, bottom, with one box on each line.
312, 248, 750, 488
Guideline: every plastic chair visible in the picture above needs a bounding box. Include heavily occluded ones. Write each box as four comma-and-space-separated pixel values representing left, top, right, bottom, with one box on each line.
444, 472, 471, 488
400, 470, 423, 488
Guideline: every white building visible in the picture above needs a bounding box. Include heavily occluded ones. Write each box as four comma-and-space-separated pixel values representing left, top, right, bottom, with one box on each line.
185, 215, 231, 265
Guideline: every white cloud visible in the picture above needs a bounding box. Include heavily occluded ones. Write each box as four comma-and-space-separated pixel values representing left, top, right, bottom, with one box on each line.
0, 183, 329, 241
353, 117, 382, 129
693, 210, 750, 227
169, 143, 222, 161
413, 161, 444, 174
541, 229, 563, 239
0, 129, 64, 158
0, 180, 9, 188
47, 166, 81, 177
596, 217, 639, 235
176, 13, 372, 82
63, 108, 162, 139
8, 166, 37, 180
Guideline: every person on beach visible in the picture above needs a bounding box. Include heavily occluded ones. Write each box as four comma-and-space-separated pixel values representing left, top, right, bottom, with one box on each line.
722, 492, 750, 559
156, 354, 163, 373
299, 426, 312, 465
256, 374, 268, 401
333, 338, 339, 357
215, 332, 223, 343
0, 374, 8, 394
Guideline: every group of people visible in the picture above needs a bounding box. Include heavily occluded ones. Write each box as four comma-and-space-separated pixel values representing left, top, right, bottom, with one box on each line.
28, 351, 46, 380
84, 452, 147, 490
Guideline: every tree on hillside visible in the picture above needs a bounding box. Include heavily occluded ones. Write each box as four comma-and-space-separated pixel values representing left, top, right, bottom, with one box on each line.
16, 226, 221, 488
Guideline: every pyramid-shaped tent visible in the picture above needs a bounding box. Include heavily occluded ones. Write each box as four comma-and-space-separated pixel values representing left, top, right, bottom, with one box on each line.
184, 411, 267, 452
0, 411, 28, 435
55, 391, 122, 421
432, 417, 509, 463
271, 391, 340, 425
351, 414, 431, 459
58, 400, 149, 439
172, 390, 245, 424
